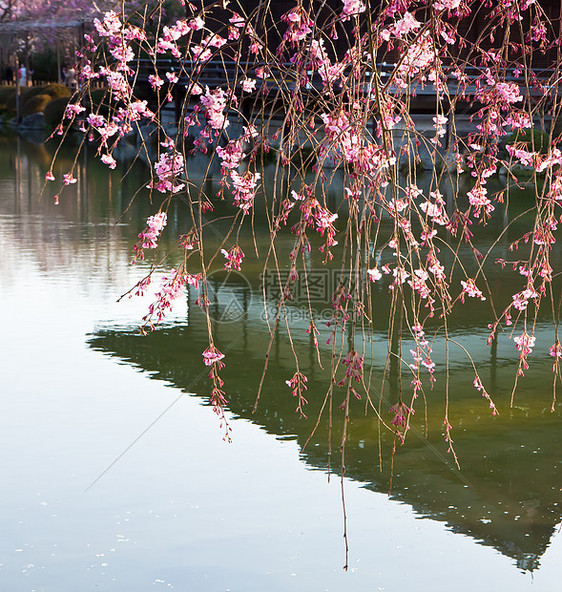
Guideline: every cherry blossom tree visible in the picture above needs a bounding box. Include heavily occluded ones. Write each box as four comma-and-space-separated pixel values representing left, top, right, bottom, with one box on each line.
47, 3, 562, 556
0, 0, 120, 23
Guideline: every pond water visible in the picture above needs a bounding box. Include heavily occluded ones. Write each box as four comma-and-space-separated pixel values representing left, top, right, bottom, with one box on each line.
1, 133, 562, 591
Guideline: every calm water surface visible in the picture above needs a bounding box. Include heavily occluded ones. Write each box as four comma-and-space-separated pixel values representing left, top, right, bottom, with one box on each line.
1, 133, 562, 591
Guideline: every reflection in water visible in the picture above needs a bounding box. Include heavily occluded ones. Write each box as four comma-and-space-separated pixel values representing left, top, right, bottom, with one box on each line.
88, 313, 562, 573
2, 132, 562, 577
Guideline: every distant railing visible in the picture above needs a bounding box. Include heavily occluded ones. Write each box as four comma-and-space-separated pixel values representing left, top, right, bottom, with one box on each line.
132, 58, 555, 99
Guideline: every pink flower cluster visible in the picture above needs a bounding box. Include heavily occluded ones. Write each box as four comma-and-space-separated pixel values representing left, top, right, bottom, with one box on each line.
285, 371, 309, 418
341, 0, 366, 19
389, 402, 413, 428
216, 139, 245, 171
381, 12, 421, 41
148, 152, 185, 194
393, 31, 436, 90
139, 212, 167, 249
467, 184, 494, 218
434, 0, 462, 9
281, 8, 313, 44
419, 190, 449, 226
62, 173, 77, 185
292, 190, 339, 255
202, 346, 226, 367
198, 87, 231, 131
408, 268, 432, 301
460, 278, 486, 302
409, 323, 436, 383
340, 350, 363, 384
230, 171, 261, 214
221, 245, 245, 271
550, 341, 562, 372
512, 288, 539, 311
148, 74, 164, 90
92, 11, 144, 91
367, 267, 382, 282
473, 375, 498, 415
514, 331, 536, 374
142, 269, 184, 329
241, 78, 257, 93
157, 19, 193, 57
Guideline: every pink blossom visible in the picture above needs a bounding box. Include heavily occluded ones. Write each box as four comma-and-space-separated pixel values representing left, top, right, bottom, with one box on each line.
506, 144, 536, 166
286, 371, 308, 417
202, 346, 225, 367
434, 0, 461, 9
63, 173, 77, 185
93, 11, 121, 38
157, 20, 191, 56
389, 402, 413, 427
132, 276, 151, 297
166, 71, 179, 84
342, 0, 366, 18
295, 193, 339, 251
367, 268, 382, 282
191, 45, 212, 62
473, 376, 498, 415
148, 152, 185, 194
440, 27, 456, 44
229, 13, 245, 28
188, 16, 205, 30
419, 195, 448, 226
99, 68, 130, 100
142, 269, 185, 327
255, 66, 269, 79
512, 288, 538, 311
137, 212, 167, 249
428, 255, 446, 283
394, 31, 435, 88
460, 278, 486, 302
188, 83, 203, 96
391, 267, 410, 288
206, 34, 226, 49
148, 74, 164, 90
420, 228, 437, 243
432, 115, 448, 139
550, 341, 562, 359
392, 12, 422, 38
281, 8, 313, 43
87, 114, 105, 128
406, 184, 423, 200
502, 111, 532, 130
496, 82, 523, 104
241, 78, 257, 93
408, 269, 432, 300
126, 100, 155, 121
185, 273, 201, 288
199, 87, 230, 130
65, 103, 85, 118
342, 350, 363, 383
230, 171, 261, 213
533, 218, 557, 245
216, 139, 245, 171
514, 331, 536, 372
101, 154, 117, 169
221, 245, 245, 271
467, 185, 494, 218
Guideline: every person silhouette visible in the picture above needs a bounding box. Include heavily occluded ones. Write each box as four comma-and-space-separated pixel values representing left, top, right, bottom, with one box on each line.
18, 65, 27, 87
